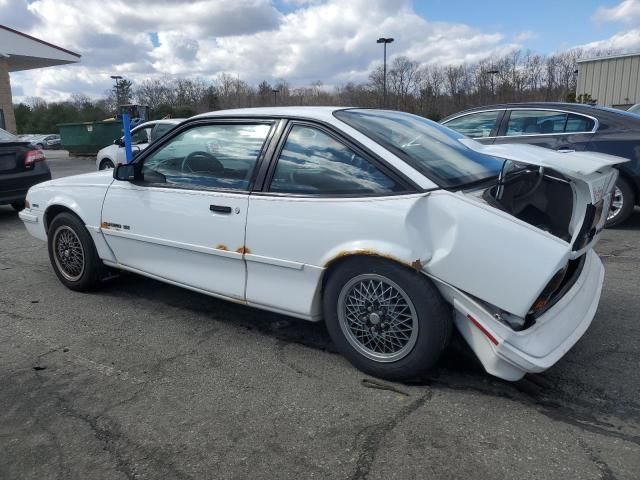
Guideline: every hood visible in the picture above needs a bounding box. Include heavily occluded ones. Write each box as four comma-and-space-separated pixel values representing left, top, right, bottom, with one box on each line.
33, 169, 114, 190
459, 138, 628, 176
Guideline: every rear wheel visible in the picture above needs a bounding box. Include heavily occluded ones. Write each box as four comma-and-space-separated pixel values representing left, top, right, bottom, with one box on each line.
324, 257, 451, 380
606, 177, 635, 227
11, 201, 25, 211
47, 212, 101, 291
99, 159, 115, 170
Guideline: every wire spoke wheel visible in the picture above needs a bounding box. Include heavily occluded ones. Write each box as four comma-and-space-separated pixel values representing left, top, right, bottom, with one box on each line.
338, 273, 419, 362
607, 186, 624, 221
52, 225, 85, 282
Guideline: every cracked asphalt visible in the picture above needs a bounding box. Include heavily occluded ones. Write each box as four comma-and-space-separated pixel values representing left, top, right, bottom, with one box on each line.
1, 152, 639, 479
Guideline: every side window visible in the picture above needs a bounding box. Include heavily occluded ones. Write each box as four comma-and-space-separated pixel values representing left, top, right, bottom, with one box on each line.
443, 111, 501, 138
506, 110, 568, 136
565, 114, 595, 133
269, 125, 403, 195
131, 127, 150, 145
150, 123, 174, 142
141, 123, 272, 191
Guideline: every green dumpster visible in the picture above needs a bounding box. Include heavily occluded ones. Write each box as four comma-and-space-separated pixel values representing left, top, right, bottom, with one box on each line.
57, 120, 124, 155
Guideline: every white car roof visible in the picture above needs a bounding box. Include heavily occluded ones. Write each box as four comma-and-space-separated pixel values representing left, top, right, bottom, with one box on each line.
193, 106, 348, 122
136, 119, 185, 129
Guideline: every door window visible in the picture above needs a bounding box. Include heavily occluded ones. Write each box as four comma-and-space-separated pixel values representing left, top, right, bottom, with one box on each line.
141, 123, 271, 191
564, 114, 596, 133
131, 127, 151, 145
506, 110, 568, 136
269, 125, 403, 195
443, 111, 501, 138
150, 123, 176, 142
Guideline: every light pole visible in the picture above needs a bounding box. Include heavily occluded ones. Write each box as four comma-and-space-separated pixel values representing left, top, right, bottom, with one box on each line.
376, 37, 394, 108
487, 69, 499, 98
272, 89, 279, 105
110, 75, 123, 105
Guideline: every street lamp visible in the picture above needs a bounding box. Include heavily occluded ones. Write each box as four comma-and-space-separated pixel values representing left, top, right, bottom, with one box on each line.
272, 89, 279, 105
110, 75, 123, 105
376, 37, 394, 108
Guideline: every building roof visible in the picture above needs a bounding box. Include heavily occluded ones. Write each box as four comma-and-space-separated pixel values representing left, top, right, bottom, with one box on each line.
0, 24, 80, 72
577, 51, 640, 64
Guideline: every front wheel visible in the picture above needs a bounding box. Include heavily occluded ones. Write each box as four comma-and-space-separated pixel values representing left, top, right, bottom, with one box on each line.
47, 212, 101, 291
324, 257, 451, 381
99, 159, 115, 170
606, 177, 635, 228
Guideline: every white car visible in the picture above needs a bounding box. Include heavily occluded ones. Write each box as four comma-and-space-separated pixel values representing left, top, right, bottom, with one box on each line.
19, 107, 625, 381
95, 119, 184, 170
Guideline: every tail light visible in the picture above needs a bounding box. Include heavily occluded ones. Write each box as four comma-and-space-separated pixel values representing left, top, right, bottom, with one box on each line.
24, 149, 46, 167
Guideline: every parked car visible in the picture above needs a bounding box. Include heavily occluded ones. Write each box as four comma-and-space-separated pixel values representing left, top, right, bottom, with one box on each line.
19, 134, 61, 150
96, 119, 184, 170
0, 127, 51, 211
441, 102, 640, 226
19, 107, 624, 381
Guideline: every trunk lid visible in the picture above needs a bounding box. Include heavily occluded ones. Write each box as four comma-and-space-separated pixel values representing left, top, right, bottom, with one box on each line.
461, 139, 628, 255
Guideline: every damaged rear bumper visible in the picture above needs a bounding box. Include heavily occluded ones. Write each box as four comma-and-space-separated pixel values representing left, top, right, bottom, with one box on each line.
443, 249, 604, 381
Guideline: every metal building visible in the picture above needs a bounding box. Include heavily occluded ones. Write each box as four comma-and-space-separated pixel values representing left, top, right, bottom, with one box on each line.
576, 52, 640, 109
0, 25, 80, 133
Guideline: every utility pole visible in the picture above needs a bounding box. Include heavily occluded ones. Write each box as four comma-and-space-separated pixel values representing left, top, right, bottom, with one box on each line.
376, 37, 394, 108
272, 89, 279, 106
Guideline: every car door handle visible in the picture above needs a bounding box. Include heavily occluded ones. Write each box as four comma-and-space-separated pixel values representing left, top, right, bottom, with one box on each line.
556, 147, 575, 153
210, 204, 232, 214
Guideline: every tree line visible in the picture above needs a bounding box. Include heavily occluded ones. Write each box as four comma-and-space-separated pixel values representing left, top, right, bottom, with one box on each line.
14, 47, 601, 134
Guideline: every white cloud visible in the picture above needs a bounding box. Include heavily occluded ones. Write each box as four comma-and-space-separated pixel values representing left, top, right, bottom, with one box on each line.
514, 31, 537, 42
576, 28, 640, 52
4, 0, 527, 102
594, 0, 640, 23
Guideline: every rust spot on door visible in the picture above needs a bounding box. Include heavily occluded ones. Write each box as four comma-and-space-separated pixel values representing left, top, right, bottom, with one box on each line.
100, 222, 109, 229
411, 259, 423, 272
236, 246, 252, 255
215, 244, 229, 251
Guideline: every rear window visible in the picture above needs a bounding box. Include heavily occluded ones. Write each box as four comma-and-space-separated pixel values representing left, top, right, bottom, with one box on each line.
334, 109, 502, 188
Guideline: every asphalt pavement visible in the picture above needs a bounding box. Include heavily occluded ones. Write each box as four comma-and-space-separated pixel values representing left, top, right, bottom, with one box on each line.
1, 153, 639, 479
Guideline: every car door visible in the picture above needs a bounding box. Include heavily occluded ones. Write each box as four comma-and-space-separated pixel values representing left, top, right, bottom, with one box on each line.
244, 121, 412, 318
101, 120, 276, 301
492, 109, 596, 152
441, 110, 504, 144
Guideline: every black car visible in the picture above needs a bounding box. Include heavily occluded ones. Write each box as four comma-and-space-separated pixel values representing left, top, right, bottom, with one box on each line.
0, 127, 52, 211
441, 102, 640, 226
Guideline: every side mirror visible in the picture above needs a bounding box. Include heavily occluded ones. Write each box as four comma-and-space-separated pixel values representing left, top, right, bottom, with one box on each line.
114, 138, 124, 146
113, 163, 136, 181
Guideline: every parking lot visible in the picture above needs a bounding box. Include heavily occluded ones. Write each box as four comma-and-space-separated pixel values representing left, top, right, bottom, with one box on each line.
1, 153, 639, 480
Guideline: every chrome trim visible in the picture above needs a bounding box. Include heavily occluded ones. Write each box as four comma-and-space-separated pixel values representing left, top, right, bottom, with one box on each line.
443, 107, 600, 140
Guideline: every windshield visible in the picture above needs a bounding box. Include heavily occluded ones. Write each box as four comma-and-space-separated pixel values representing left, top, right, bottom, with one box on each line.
334, 109, 503, 188
0, 127, 18, 142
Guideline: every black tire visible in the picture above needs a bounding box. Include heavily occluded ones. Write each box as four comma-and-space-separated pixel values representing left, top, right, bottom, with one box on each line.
323, 257, 451, 381
47, 212, 101, 291
99, 159, 115, 170
36, 143, 44, 150
606, 176, 635, 228
11, 200, 25, 211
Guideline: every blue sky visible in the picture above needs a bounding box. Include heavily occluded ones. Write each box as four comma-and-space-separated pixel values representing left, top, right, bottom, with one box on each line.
417, 0, 625, 52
